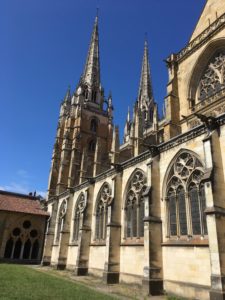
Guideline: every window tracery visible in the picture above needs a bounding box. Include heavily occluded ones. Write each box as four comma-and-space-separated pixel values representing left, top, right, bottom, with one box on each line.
95, 183, 112, 241
55, 200, 67, 242
4, 220, 41, 260
125, 170, 147, 239
72, 193, 86, 242
166, 152, 207, 238
199, 52, 225, 100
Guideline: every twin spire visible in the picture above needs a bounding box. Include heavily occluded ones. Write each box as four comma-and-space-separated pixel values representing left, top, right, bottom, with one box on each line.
81, 15, 154, 106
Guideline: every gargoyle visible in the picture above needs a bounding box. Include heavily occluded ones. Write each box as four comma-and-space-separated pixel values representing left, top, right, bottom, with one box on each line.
194, 113, 219, 131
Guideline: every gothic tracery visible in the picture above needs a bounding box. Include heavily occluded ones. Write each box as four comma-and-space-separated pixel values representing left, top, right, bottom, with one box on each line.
166, 152, 207, 237
125, 170, 147, 238
199, 52, 225, 100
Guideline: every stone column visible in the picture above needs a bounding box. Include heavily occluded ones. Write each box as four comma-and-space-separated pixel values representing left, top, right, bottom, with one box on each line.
142, 159, 163, 295
57, 193, 73, 270
74, 188, 93, 276
103, 174, 122, 284
42, 200, 58, 266
203, 132, 225, 300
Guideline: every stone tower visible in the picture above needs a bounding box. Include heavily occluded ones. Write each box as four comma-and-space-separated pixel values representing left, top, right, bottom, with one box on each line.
47, 16, 113, 197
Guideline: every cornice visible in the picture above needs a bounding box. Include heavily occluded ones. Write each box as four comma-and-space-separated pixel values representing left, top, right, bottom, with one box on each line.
175, 12, 225, 63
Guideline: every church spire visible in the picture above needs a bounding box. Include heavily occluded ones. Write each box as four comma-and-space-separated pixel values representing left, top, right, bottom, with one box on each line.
82, 15, 100, 88
138, 39, 153, 107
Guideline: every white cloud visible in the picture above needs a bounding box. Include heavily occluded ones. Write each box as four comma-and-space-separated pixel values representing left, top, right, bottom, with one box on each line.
0, 169, 47, 198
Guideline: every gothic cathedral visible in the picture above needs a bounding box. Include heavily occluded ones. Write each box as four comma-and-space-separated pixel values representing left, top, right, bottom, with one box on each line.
43, 1, 225, 299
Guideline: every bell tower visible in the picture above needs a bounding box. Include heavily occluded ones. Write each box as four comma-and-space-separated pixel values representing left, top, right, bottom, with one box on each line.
48, 16, 113, 198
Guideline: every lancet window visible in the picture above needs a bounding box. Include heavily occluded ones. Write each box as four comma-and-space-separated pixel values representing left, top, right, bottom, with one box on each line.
4, 220, 40, 260
95, 183, 112, 241
125, 170, 147, 239
55, 200, 67, 242
198, 51, 225, 100
72, 193, 86, 242
90, 118, 98, 133
166, 152, 207, 238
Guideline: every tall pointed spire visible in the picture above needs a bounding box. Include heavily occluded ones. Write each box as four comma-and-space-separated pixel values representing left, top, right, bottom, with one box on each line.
82, 15, 100, 88
138, 39, 153, 107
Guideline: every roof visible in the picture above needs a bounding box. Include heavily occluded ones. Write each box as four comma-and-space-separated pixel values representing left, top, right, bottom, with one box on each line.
0, 190, 49, 217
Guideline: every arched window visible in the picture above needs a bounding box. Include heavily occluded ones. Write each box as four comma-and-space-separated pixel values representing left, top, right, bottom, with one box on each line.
72, 193, 86, 242
95, 183, 112, 241
150, 108, 154, 122
31, 240, 39, 259
165, 152, 207, 238
4, 238, 13, 259
13, 239, 22, 259
23, 239, 31, 259
3, 221, 41, 261
198, 51, 225, 101
90, 118, 98, 133
88, 140, 96, 152
84, 86, 89, 99
91, 91, 97, 103
125, 170, 147, 239
56, 200, 67, 242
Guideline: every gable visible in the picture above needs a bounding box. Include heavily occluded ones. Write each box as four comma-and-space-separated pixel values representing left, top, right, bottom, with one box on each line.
190, 0, 225, 42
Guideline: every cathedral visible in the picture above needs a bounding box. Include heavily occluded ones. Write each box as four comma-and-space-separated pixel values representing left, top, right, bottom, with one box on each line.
43, 1, 225, 299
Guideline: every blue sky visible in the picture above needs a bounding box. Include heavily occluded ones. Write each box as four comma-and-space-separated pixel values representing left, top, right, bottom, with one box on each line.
0, 0, 206, 196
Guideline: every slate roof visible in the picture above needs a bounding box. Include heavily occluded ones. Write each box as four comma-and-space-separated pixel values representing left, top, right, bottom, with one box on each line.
0, 190, 49, 217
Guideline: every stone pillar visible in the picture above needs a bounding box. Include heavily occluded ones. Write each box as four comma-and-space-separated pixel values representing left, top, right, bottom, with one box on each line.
42, 200, 58, 266
57, 193, 73, 270
142, 159, 163, 295
203, 132, 225, 300
103, 174, 122, 284
74, 188, 92, 276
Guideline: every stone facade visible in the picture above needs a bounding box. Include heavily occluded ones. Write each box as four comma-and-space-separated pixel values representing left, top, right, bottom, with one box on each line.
43, 1, 225, 299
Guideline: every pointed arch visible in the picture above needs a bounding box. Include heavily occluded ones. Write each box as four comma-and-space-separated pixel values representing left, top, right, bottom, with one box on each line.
72, 192, 86, 242
162, 148, 204, 198
55, 199, 67, 242
163, 149, 207, 238
94, 182, 112, 241
123, 168, 147, 239
188, 38, 225, 107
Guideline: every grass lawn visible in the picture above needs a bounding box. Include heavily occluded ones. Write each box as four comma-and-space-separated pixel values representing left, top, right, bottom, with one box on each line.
0, 264, 115, 300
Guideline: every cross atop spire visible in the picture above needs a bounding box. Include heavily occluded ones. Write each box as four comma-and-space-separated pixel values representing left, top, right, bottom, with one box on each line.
138, 39, 153, 107
82, 15, 100, 88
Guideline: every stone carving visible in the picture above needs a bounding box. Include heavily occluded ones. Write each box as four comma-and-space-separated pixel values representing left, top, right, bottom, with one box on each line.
58, 200, 67, 220
199, 53, 225, 100
99, 183, 112, 206
126, 170, 147, 205
76, 193, 86, 213
167, 152, 204, 192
